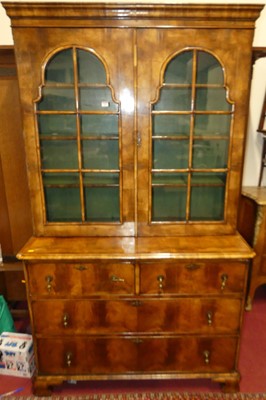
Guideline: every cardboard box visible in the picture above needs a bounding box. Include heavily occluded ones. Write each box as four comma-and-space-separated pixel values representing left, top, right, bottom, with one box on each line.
0, 332, 35, 377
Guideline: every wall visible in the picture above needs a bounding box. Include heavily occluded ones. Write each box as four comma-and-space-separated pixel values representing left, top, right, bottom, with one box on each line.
0, 0, 266, 186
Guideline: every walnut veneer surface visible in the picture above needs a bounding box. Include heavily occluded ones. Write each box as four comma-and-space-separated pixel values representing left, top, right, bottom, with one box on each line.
3, 2, 263, 396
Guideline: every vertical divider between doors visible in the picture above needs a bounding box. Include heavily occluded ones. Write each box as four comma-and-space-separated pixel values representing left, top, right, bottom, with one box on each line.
134, 29, 138, 237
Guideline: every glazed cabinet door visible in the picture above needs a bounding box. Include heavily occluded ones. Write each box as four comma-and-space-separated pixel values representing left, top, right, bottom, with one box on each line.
136, 28, 254, 236
13, 28, 135, 237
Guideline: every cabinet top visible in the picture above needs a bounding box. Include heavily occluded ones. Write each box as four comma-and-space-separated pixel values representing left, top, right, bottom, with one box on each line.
17, 234, 254, 261
2, 2, 264, 29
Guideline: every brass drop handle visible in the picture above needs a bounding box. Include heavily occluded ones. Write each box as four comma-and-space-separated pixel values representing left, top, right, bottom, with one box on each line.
45, 275, 53, 292
65, 351, 72, 367
63, 313, 69, 327
110, 275, 125, 283
206, 311, 213, 326
157, 275, 165, 292
203, 350, 210, 364
221, 273, 228, 291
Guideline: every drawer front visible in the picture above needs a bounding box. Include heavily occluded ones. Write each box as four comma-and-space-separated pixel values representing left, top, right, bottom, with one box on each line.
32, 298, 242, 335
140, 261, 246, 295
27, 262, 134, 297
37, 336, 237, 375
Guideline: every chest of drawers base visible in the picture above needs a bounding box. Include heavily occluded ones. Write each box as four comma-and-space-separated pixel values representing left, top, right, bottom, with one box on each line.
19, 235, 253, 396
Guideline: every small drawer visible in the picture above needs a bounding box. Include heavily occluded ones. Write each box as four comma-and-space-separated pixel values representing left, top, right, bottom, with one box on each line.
37, 336, 238, 375
32, 297, 242, 335
26, 262, 135, 297
139, 261, 247, 295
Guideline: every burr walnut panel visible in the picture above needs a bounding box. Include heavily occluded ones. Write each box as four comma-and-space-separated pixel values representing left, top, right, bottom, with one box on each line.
27, 262, 135, 297
32, 298, 242, 335
139, 262, 246, 295
36, 336, 238, 375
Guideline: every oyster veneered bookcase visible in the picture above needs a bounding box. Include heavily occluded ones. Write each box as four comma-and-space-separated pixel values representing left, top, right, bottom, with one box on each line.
3, 2, 263, 395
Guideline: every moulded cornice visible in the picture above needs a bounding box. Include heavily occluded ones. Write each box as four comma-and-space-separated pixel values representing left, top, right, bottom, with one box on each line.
2, 2, 264, 29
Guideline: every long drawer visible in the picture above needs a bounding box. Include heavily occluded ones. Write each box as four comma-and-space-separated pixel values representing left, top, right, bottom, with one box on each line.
32, 298, 242, 335
36, 336, 238, 375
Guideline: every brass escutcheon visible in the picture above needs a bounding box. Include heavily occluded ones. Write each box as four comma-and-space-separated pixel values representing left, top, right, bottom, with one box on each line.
110, 275, 125, 283
74, 265, 87, 271
185, 263, 201, 270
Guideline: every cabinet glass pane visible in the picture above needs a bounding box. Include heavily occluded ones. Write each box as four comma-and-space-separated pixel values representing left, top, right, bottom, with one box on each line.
196, 51, 223, 85
152, 187, 187, 221
192, 140, 228, 169
153, 140, 189, 169
43, 172, 79, 185
83, 172, 119, 185
190, 186, 225, 220
38, 88, 75, 111
84, 187, 120, 222
152, 172, 187, 185
82, 140, 118, 169
41, 140, 78, 169
194, 115, 231, 137
195, 88, 231, 111
77, 49, 106, 84
38, 115, 76, 136
44, 187, 81, 222
190, 173, 226, 221
154, 88, 192, 111
81, 115, 118, 137
79, 88, 118, 111
45, 49, 74, 84
164, 51, 193, 84
153, 115, 190, 136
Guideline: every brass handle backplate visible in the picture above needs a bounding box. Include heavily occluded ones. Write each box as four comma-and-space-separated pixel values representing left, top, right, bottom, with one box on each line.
65, 351, 72, 367
203, 350, 210, 364
206, 311, 213, 326
157, 275, 165, 293
45, 275, 53, 293
221, 273, 228, 291
63, 313, 69, 327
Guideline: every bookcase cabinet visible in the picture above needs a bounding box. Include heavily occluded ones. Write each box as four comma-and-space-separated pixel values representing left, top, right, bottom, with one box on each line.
3, 2, 262, 395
